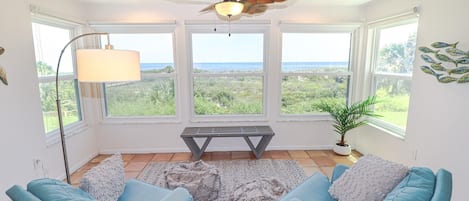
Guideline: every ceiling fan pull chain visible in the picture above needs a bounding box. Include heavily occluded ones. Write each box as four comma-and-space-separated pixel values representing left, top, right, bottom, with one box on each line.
213, 13, 217, 32
228, 14, 232, 37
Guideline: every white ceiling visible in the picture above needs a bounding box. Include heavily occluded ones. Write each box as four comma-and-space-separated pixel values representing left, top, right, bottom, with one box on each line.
77, 0, 374, 7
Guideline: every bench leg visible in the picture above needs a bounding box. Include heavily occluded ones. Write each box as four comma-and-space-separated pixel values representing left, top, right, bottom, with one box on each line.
182, 137, 212, 160
243, 135, 273, 159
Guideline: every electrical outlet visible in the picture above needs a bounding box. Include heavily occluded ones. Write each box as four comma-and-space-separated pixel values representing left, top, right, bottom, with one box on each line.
33, 159, 41, 170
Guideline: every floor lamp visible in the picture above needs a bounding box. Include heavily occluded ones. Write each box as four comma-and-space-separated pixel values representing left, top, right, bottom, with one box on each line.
55, 33, 140, 184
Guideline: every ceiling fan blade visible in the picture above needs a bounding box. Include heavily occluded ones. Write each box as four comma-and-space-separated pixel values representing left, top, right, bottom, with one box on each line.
200, 3, 216, 12
243, 3, 268, 15
244, 0, 286, 4
163, 0, 211, 5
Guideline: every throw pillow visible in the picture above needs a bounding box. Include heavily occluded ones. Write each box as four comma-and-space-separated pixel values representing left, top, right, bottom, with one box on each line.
384, 167, 435, 201
79, 153, 125, 201
328, 154, 409, 201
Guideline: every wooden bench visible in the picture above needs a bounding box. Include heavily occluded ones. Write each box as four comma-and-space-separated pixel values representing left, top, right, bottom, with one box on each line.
181, 126, 275, 160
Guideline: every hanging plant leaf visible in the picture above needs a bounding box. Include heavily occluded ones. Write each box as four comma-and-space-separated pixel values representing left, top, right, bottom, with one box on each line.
0, 66, 8, 86
421, 54, 436, 64
418, 46, 438, 53
438, 76, 458, 83
420, 66, 442, 78
456, 56, 469, 65
435, 53, 457, 65
457, 74, 469, 83
446, 48, 466, 56
448, 66, 469, 75
430, 63, 447, 71
431, 42, 458, 48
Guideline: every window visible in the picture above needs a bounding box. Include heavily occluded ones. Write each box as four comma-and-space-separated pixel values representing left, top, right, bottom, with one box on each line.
281, 32, 352, 115
190, 33, 265, 116
32, 21, 82, 133
101, 33, 176, 117
368, 18, 418, 134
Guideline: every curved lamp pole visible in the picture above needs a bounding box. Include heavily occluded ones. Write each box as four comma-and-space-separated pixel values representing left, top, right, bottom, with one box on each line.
55, 33, 140, 184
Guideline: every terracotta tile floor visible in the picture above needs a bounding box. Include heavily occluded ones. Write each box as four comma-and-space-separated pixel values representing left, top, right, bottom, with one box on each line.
70, 150, 362, 186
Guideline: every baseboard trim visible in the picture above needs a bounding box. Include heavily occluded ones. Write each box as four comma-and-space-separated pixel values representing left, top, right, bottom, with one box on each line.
55, 152, 98, 180
99, 145, 333, 154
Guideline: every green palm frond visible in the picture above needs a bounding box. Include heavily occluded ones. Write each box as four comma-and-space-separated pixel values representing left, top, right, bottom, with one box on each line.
315, 96, 381, 145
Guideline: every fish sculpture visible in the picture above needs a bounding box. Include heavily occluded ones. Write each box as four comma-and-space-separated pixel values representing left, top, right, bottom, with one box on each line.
0, 47, 7, 86
420, 66, 442, 78
418, 46, 438, 54
431, 42, 459, 49
420, 42, 469, 84
430, 63, 447, 71
438, 76, 458, 83
448, 66, 469, 75
0, 66, 7, 86
445, 48, 467, 56
457, 74, 469, 83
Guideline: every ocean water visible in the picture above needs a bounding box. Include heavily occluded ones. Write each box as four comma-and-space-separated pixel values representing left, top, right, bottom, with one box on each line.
141, 62, 348, 72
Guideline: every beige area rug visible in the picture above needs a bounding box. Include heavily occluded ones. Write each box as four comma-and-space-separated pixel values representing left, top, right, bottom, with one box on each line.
137, 159, 308, 201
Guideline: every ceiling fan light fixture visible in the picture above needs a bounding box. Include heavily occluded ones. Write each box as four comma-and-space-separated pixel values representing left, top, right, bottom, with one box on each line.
215, 0, 244, 17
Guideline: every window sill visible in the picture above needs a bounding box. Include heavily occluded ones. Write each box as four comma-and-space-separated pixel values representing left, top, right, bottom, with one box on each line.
276, 114, 331, 122
102, 116, 181, 125
45, 121, 89, 147
190, 115, 268, 123
367, 120, 406, 140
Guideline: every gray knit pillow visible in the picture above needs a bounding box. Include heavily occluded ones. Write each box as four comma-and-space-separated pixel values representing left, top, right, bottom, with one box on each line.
79, 153, 125, 201
329, 154, 409, 201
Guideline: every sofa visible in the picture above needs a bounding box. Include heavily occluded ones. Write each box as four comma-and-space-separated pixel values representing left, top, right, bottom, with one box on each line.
6, 178, 193, 201
280, 164, 452, 201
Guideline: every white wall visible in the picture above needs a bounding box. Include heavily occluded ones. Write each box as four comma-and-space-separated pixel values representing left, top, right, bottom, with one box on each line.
0, 0, 98, 199
355, 0, 468, 200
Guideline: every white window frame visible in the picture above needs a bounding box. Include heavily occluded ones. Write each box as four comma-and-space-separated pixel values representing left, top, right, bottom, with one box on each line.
90, 23, 180, 124
278, 23, 360, 121
366, 16, 419, 137
32, 16, 87, 145
185, 21, 270, 122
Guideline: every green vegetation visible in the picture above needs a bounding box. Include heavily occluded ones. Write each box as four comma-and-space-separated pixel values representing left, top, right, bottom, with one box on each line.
37, 61, 81, 133
281, 74, 348, 114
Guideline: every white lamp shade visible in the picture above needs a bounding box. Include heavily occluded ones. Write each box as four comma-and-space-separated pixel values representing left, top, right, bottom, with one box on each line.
215, 1, 244, 17
76, 49, 141, 82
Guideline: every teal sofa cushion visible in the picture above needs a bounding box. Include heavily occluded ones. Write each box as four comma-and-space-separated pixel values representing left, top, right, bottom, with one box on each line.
27, 178, 96, 201
279, 173, 335, 201
6, 185, 41, 201
384, 167, 435, 201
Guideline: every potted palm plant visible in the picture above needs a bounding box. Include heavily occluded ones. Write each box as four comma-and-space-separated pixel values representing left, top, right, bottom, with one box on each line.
315, 96, 380, 155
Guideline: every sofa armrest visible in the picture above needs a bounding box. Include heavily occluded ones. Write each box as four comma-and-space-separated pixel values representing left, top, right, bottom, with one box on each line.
6, 185, 41, 201
118, 179, 171, 201
431, 169, 452, 201
160, 187, 193, 201
331, 164, 349, 183
279, 173, 335, 201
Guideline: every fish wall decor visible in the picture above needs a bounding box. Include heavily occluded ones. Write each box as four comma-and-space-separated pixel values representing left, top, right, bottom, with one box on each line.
0, 46, 7, 86
419, 42, 469, 84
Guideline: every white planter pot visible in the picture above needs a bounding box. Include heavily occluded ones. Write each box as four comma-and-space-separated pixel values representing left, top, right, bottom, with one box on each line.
333, 143, 351, 156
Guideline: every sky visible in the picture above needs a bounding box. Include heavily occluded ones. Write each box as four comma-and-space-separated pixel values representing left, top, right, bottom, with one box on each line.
33, 25, 363, 70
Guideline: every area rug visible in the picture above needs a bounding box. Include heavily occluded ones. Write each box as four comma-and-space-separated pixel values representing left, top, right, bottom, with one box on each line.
137, 159, 308, 201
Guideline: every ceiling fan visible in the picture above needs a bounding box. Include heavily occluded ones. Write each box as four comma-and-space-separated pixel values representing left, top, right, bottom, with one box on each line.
200, 0, 288, 17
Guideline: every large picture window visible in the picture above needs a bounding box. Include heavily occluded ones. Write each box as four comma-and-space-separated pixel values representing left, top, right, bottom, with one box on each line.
190, 33, 265, 116
369, 18, 418, 134
281, 32, 352, 115
32, 21, 82, 134
102, 33, 176, 117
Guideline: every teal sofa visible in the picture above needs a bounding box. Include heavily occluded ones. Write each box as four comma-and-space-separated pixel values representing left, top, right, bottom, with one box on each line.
280, 164, 452, 201
6, 178, 193, 201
